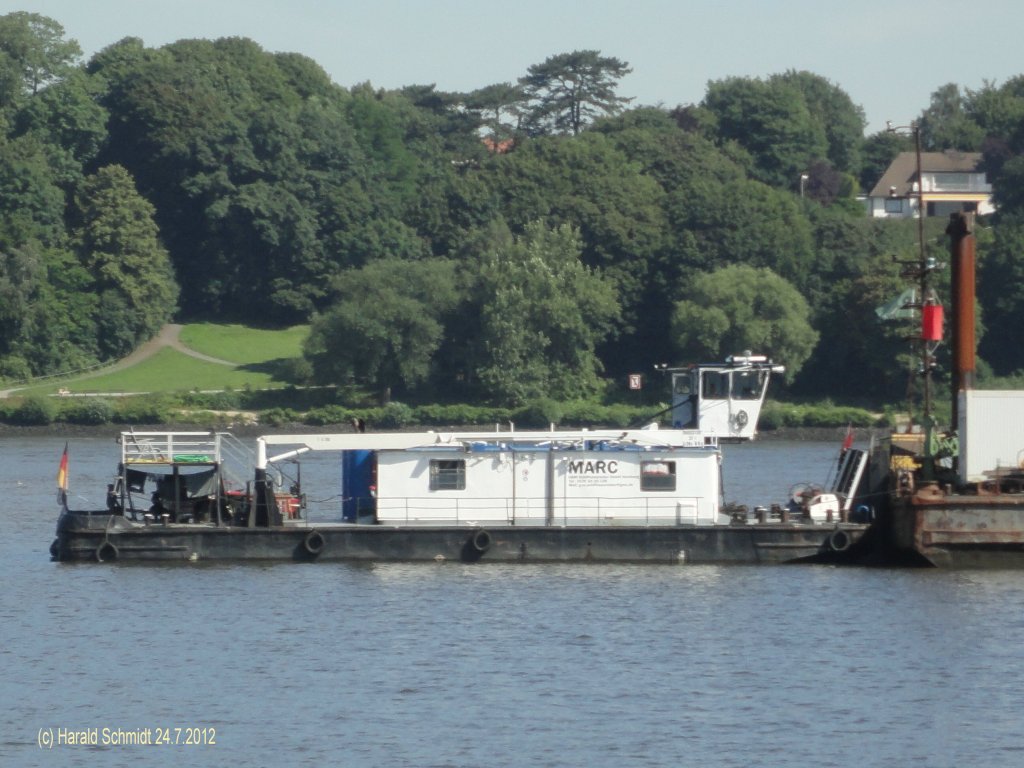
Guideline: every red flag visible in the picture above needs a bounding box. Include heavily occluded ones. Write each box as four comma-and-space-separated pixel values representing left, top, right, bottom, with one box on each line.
56, 442, 69, 502
841, 424, 854, 453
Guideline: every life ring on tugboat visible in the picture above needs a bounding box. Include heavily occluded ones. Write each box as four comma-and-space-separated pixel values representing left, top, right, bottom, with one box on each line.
471, 529, 492, 553
95, 540, 119, 563
303, 530, 326, 556
827, 528, 852, 553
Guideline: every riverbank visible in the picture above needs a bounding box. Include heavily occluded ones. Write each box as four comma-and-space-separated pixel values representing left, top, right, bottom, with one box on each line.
0, 422, 882, 443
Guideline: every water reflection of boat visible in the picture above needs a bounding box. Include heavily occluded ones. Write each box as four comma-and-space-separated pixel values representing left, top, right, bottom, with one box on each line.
51, 356, 868, 565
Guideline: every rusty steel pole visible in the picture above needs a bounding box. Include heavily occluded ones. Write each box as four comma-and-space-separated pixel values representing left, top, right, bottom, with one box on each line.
948, 211, 976, 428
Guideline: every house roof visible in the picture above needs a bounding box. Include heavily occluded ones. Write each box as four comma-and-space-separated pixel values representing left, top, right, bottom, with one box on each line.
869, 150, 985, 198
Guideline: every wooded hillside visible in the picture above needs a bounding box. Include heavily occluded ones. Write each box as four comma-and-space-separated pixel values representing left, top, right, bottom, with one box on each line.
4, 12, 1024, 406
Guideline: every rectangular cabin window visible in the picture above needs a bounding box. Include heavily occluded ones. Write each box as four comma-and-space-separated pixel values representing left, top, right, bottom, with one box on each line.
429, 459, 466, 490
732, 370, 766, 400
641, 461, 676, 492
673, 371, 694, 396
701, 371, 730, 399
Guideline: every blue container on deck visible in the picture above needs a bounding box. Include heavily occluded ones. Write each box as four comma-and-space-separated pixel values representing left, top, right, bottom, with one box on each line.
341, 450, 375, 522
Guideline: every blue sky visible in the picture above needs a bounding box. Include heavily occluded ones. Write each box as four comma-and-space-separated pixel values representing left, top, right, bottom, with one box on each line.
9, 0, 1024, 133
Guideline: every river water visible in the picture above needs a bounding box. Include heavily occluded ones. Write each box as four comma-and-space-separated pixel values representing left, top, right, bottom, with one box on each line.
3, 434, 1024, 767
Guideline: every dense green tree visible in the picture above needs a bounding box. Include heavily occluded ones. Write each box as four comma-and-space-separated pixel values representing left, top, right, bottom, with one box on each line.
71, 165, 178, 357
978, 215, 1024, 373
671, 265, 818, 383
459, 221, 620, 404
918, 83, 984, 151
519, 50, 632, 136
0, 12, 81, 108
93, 38, 385, 320
304, 258, 460, 398
14, 69, 108, 183
0, 134, 66, 245
466, 82, 525, 144
770, 70, 866, 175
0, 243, 45, 377
967, 78, 1024, 144
487, 132, 664, 324
702, 76, 828, 188
665, 175, 815, 293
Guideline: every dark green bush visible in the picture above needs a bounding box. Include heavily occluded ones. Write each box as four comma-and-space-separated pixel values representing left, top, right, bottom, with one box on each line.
759, 401, 878, 429
62, 398, 114, 425
303, 405, 354, 426
376, 402, 415, 429
412, 403, 512, 427
179, 390, 241, 410
515, 398, 564, 428
112, 396, 174, 424
261, 407, 301, 426
10, 396, 58, 425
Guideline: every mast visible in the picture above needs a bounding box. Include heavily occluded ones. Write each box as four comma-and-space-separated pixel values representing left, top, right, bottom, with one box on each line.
948, 211, 976, 427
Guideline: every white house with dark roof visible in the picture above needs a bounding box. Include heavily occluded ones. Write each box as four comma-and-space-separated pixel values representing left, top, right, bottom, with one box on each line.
866, 150, 994, 218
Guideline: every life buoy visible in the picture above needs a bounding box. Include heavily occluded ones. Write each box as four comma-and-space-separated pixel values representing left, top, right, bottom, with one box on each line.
471, 529, 492, 553
95, 540, 119, 563
734, 410, 749, 428
303, 530, 325, 556
828, 528, 851, 553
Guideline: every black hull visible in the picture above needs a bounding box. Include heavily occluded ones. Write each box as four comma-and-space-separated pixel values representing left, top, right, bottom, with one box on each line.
53, 511, 866, 565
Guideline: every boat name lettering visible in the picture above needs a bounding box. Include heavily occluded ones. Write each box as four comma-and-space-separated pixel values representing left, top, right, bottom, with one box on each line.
567, 459, 619, 475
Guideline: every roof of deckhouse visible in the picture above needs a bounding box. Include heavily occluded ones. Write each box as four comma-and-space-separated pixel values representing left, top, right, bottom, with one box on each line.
869, 150, 985, 198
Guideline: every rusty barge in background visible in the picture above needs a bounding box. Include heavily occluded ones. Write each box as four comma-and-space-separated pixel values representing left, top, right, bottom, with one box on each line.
860, 212, 1024, 567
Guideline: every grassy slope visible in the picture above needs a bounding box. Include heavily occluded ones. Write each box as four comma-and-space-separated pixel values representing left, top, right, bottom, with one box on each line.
19, 324, 309, 396
178, 323, 308, 365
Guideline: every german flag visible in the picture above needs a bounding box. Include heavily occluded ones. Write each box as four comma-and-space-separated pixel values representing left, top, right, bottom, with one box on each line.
56, 442, 68, 504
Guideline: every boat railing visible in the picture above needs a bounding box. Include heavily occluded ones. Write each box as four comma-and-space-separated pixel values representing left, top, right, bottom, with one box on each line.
372, 495, 710, 526
121, 431, 221, 464
120, 431, 254, 491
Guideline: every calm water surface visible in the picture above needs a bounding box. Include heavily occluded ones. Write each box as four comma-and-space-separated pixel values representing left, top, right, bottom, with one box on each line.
2, 435, 1024, 767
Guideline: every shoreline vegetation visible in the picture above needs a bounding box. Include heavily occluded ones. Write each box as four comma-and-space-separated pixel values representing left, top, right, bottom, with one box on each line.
1, 323, 894, 436
0, 421, 876, 444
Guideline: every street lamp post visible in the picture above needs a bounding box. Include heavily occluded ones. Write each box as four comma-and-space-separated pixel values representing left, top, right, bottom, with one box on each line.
799, 173, 809, 198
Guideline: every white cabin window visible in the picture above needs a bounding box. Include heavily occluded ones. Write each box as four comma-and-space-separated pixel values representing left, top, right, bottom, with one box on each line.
673, 372, 694, 395
702, 372, 729, 399
430, 459, 466, 490
732, 370, 766, 400
641, 461, 676, 491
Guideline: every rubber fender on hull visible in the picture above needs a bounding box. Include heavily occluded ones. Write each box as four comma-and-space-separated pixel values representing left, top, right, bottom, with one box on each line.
303, 530, 326, 557
828, 528, 852, 553
471, 529, 492, 553
95, 540, 119, 563
460, 529, 492, 563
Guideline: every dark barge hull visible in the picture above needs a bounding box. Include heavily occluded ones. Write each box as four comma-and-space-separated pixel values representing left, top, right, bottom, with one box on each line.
53, 511, 867, 565
883, 492, 1024, 568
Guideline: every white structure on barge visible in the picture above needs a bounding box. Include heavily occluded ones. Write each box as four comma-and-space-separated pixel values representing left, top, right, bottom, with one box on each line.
260, 428, 721, 529
257, 354, 787, 529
